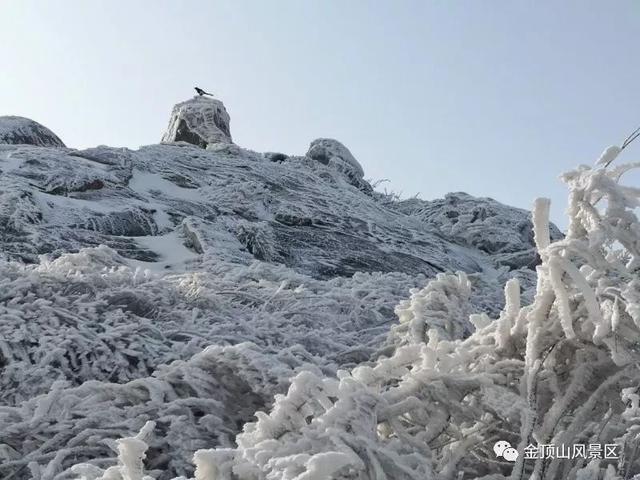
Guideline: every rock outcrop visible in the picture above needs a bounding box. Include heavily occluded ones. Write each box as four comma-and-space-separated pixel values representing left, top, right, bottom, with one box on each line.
306, 138, 371, 192
306, 138, 364, 178
391, 192, 564, 269
0, 116, 65, 147
161, 96, 232, 147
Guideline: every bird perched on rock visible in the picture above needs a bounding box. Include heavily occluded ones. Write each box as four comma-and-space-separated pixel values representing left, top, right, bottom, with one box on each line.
194, 87, 214, 97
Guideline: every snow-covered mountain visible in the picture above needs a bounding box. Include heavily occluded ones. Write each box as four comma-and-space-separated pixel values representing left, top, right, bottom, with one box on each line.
0, 97, 573, 479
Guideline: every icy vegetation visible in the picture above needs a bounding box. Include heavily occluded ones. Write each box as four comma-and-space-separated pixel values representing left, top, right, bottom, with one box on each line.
3, 97, 635, 479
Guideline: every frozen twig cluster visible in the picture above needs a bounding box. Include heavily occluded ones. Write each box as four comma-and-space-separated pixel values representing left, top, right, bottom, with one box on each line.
1, 247, 450, 478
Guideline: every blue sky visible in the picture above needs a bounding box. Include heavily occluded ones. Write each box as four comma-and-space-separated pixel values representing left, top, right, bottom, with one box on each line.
2, 1, 639, 228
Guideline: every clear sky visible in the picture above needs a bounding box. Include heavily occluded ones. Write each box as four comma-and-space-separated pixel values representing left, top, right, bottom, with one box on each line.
2, 1, 639, 228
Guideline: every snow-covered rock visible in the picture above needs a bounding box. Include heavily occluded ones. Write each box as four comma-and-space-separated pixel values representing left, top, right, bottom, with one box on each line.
392, 191, 564, 269
306, 138, 370, 192
161, 96, 232, 147
0, 141, 516, 280
0, 115, 65, 147
306, 137, 364, 177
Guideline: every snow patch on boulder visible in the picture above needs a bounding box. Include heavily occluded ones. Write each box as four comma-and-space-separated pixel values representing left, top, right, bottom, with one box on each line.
161, 96, 232, 148
0, 116, 65, 147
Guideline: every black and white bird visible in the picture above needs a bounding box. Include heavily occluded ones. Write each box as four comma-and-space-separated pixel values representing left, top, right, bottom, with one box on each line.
194, 87, 213, 97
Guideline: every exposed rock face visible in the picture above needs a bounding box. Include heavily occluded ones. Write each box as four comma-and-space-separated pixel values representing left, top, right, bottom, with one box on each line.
0, 116, 65, 147
161, 96, 232, 147
264, 152, 289, 163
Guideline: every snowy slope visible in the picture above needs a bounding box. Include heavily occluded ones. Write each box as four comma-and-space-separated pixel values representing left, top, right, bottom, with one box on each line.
0, 140, 546, 281
0, 98, 562, 479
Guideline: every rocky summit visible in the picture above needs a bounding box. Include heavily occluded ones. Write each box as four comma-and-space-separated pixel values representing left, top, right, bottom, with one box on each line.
161, 95, 232, 147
